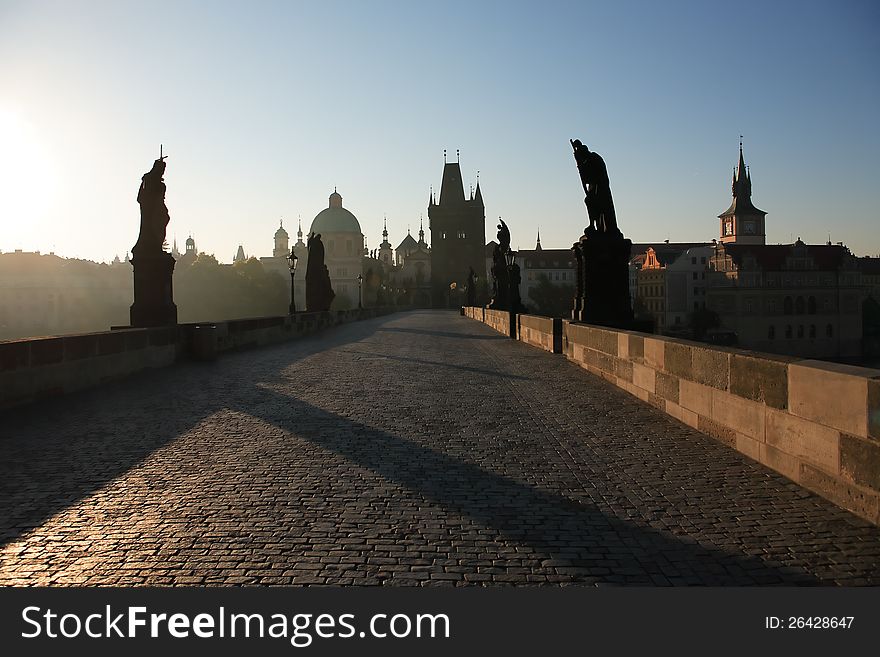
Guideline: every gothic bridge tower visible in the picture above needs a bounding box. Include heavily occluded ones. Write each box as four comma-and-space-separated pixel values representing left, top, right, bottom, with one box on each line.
428, 152, 485, 307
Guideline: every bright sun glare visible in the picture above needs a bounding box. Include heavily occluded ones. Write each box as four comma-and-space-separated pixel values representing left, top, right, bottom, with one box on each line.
0, 108, 56, 245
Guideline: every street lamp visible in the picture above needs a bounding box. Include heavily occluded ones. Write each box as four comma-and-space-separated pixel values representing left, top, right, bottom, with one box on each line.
505, 249, 516, 268
357, 273, 363, 309
287, 250, 298, 314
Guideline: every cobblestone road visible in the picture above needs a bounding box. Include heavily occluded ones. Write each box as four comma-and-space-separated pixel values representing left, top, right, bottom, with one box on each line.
1, 310, 879, 586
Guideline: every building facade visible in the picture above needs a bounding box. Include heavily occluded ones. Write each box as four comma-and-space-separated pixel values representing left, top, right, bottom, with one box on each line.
309, 190, 364, 309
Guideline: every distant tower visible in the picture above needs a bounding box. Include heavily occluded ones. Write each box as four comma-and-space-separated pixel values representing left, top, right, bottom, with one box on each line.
535, 229, 542, 251
185, 235, 196, 255
273, 219, 290, 257
718, 140, 767, 245
234, 245, 247, 263
428, 155, 486, 306
295, 217, 305, 248
378, 216, 393, 265
418, 215, 426, 246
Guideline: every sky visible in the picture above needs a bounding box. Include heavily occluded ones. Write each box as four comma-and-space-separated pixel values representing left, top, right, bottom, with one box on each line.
0, 0, 878, 263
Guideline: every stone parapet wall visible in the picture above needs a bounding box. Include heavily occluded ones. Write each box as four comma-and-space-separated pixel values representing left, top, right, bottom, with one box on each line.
518, 314, 562, 354
483, 308, 514, 338
0, 308, 399, 411
462, 307, 880, 525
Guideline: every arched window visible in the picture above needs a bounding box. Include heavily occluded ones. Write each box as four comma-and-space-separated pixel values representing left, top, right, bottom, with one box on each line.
785, 325, 793, 339
784, 297, 793, 315
795, 296, 805, 314
768, 325, 775, 339
797, 325, 804, 339
809, 325, 816, 338
826, 324, 833, 338
808, 296, 816, 315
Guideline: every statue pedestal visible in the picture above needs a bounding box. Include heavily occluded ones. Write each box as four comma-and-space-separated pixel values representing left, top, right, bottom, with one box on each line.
130, 251, 178, 327
573, 228, 633, 328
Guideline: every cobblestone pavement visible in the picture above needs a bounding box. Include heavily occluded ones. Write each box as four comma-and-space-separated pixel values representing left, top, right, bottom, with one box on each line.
1, 310, 879, 586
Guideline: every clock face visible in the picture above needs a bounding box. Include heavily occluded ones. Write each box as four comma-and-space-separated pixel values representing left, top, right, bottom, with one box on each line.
744, 221, 756, 234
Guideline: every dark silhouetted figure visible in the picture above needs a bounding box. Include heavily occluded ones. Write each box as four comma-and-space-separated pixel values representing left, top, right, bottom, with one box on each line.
572, 139, 619, 236
490, 219, 511, 310
466, 267, 476, 307
305, 232, 335, 311
570, 138, 632, 327
130, 148, 177, 327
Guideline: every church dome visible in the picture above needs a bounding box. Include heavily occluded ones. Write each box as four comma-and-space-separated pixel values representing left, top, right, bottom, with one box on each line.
275, 223, 289, 239
310, 190, 362, 234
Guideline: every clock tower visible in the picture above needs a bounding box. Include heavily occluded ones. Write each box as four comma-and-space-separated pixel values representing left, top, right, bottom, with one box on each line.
718, 141, 766, 245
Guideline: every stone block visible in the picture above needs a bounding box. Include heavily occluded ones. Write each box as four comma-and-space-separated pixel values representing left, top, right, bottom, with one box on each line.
870, 379, 880, 442
664, 341, 692, 380
628, 334, 645, 362
595, 351, 615, 374
617, 333, 629, 360
643, 337, 664, 370
665, 400, 699, 429
799, 463, 880, 526
712, 389, 765, 441
0, 341, 30, 372
840, 433, 880, 492
614, 358, 633, 383
631, 362, 655, 393
765, 408, 840, 474
759, 443, 801, 483
647, 392, 666, 411
789, 360, 878, 437
63, 334, 98, 361
30, 338, 64, 366
679, 379, 713, 417
692, 346, 730, 390
655, 372, 679, 404
729, 353, 790, 409
124, 330, 149, 350
97, 331, 126, 355
736, 433, 762, 462
592, 328, 618, 356
698, 415, 736, 448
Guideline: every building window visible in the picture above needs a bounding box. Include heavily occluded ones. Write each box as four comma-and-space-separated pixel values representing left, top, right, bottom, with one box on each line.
691, 257, 697, 265
797, 325, 804, 339
826, 324, 833, 338
692, 272, 698, 280
694, 302, 699, 310
784, 297, 793, 315
795, 296, 805, 314
701, 257, 706, 265
785, 325, 792, 339
745, 299, 753, 313
808, 296, 816, 314
441, 232, 447, 239
768, 325, 775, 339
809, 324, 816, 339
768, 299, 776, 313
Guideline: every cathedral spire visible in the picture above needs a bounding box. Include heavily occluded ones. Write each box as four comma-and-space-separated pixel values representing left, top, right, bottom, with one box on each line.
536, 229, 542, 251
418, 215, 425, 245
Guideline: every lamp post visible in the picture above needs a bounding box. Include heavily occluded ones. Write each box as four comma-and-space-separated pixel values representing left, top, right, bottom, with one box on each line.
357, 273, 363, 309
287, 250, 298, 314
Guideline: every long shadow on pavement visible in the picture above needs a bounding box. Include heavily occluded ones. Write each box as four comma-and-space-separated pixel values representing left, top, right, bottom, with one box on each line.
0, 314, 398, 548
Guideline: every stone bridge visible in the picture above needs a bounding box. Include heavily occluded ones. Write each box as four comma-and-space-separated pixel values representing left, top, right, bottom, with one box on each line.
1, 310, 878, 585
